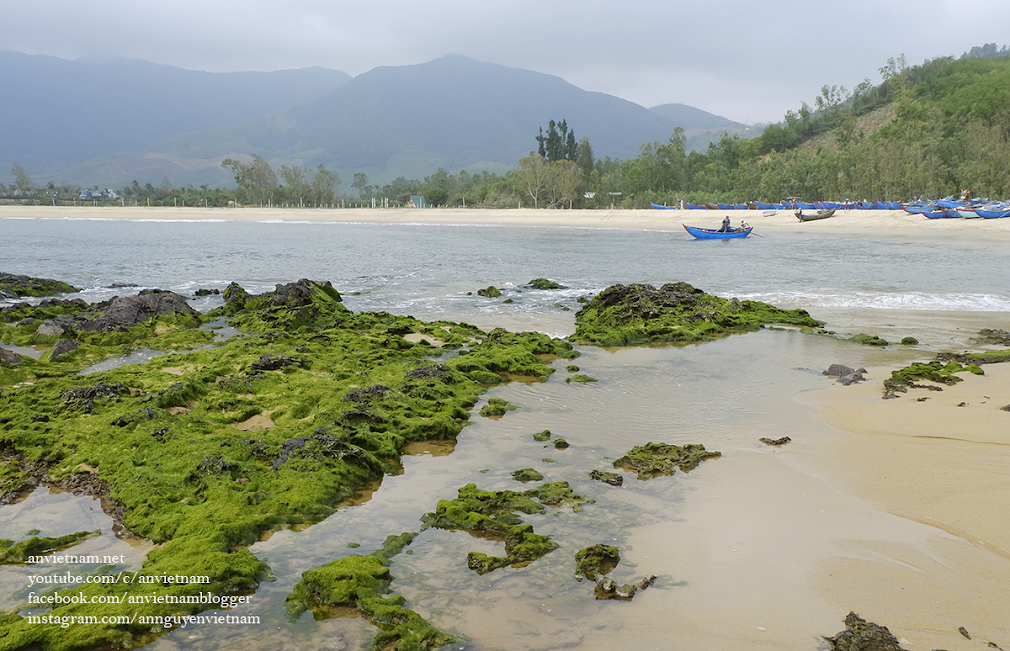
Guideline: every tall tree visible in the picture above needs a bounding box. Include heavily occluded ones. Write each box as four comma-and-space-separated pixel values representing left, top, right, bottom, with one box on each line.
352, 172, 372, 199
222, 156, 277, 206
11, 163, 34, 196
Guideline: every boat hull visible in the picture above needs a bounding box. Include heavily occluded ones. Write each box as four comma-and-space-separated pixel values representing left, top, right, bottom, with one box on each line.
683, 224, 753, 239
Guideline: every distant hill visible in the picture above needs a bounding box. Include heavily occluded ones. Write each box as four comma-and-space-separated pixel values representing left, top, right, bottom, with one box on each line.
0, 51, 350, 178
648, 103, 742, 129
148, 55, 692, 185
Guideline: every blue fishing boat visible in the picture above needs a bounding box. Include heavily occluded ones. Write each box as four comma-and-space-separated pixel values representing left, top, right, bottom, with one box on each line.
921, 210, 949, 219
686, 203, 706, 209
716, 203, 736, 210
974, 206, 1010, 218
650, 202, 677, 209
683, 224, 753, 239
753, 201, 775, 209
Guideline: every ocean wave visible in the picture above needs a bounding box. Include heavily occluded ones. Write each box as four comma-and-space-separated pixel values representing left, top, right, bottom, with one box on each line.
734, 290, 1010, 312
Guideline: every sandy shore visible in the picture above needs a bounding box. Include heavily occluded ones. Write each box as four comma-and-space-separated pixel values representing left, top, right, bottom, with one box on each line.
7, 204, 1010, 240
799, 363, 1010, 647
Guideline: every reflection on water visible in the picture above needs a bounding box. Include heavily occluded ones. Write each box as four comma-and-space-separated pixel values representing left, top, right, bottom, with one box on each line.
0, 487, 153, 612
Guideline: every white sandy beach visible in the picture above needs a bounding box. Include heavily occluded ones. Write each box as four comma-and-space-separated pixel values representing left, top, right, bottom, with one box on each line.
7, 204, 1010, 241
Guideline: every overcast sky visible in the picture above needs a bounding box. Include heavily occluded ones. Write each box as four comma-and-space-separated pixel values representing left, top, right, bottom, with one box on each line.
5, 0, 1009, 124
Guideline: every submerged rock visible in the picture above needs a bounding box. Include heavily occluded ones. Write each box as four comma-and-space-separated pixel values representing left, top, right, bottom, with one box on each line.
529, 278, 564, 290
575, 544, 620, 581
477, 286, 501, 298
588, 469, 623, 486
614, 441, 721, 479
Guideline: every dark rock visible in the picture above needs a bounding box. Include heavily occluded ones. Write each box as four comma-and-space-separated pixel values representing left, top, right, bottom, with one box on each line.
250, 353, 303, 371
976, 329, 1010, 345
0, 273, 79, 297
76, 290, 197, 332
36, 321, 65, 337
194, 288, 220, 296
825, 364, 856, 377
50, 338, 78, 359
477, 286, 501, 298
588, 469, 623, 486
959, 626, 971, 639
0, 347, 22, 365
825, 612, 904, 651
837, 372, 865, 386
759, 437, 791, 446
529, 278, 564, 290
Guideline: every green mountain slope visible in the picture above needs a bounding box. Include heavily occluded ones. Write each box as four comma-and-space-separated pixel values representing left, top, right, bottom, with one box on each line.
0, 51, 350, 176
149, 55, 691, 184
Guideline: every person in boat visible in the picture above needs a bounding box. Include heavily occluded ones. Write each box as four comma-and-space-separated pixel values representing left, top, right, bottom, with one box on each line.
717, 215, 731, 232
794, 209, 803, 219
739, 219, 750, 230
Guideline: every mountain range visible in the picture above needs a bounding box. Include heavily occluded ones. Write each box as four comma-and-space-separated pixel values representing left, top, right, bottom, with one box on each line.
0, 52, 759, 187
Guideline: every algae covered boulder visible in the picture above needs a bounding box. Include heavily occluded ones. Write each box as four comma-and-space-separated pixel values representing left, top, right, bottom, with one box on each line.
572, 282, 822, 346
575, 544, 620, 581
0, 273, 78, 298
614, 441, 721, 479
529, 278, 564, 290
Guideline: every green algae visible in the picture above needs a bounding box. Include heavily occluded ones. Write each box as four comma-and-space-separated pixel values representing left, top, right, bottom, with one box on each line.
566, 374, 597, 384
286, 533, 454, 651
531, 429, 552, 442
448, 328, 578, 385
614, 442, 722, 479
511, 468, 544, 482
421, 482, 590, 575
0, 278, 578, 650
476, 286, 501, 298
566, 364, 579, 372
574, 544, 620, 581
0, 274, 78, 298
529, 278, 563, 290
480, 398, 518, 417
0, 530, 100, 565
900, 336, 919, 345
572, 283, 822, 346
588, 469, 623, 486
849, 333, 889, 346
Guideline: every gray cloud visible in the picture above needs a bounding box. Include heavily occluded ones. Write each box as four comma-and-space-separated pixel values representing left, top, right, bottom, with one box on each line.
4, 0, 1009, 123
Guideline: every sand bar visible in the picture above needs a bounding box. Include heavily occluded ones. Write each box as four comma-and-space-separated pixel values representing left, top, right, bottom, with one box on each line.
7, 205, 1010, 240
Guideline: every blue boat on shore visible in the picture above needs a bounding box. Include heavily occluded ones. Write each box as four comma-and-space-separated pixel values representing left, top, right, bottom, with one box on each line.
683, 224, 753, 239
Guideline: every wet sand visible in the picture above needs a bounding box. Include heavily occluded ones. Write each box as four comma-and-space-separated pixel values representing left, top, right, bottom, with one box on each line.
7, 205, 1010, 241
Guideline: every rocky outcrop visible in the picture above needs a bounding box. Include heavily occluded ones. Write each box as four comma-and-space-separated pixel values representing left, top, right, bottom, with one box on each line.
0, 273, 78, 298
76, 290, 198, 332
0, 347, 22, 364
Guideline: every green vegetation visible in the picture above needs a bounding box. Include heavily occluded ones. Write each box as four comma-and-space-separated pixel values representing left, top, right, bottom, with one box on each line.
0, 278, 572, 650
614, 442, 722, 479
511, 468, 544, 482
480, 398, 518, 418
566, 374, 597, 384
825, 612, 905, 651
0, 274, 78, 298
849, 333, 889, 346
285, 533, 455, 651
574, 544, 620, 581
529, 278, 563, 290
0, 531, 99, 565
571, 282, 822, 346
421, 482, 590, 575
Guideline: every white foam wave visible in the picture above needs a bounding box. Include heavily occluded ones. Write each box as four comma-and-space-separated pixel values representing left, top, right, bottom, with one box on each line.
735, 290, 1010, 312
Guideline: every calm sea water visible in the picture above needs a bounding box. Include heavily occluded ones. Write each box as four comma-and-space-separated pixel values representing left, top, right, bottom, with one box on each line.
3, 215, 1009, 650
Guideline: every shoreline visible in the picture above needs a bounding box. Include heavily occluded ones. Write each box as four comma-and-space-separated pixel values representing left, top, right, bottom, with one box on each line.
7, 205, 1010, 241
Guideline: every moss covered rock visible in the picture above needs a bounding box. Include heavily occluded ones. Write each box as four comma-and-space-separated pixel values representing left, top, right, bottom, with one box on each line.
574, 544, 620, 581
614, 442, 721, 479
849, 333, 889, 346
572, 283, 822, 346
0, 273, 78, 298
529, 278, 563, 290
0, 276, 579, 650
824, 611, 904, 651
